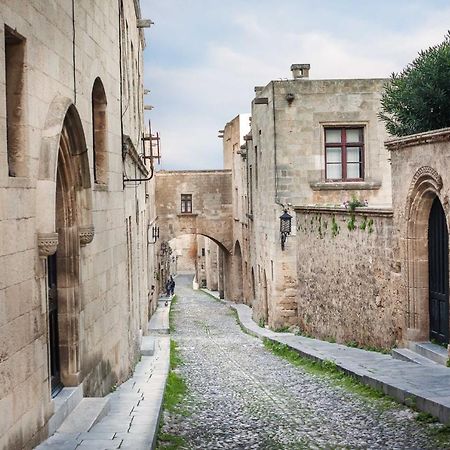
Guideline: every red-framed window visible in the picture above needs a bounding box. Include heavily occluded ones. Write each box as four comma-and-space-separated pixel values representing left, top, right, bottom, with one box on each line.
181, 194, 192, 213
325, 127, 364, 181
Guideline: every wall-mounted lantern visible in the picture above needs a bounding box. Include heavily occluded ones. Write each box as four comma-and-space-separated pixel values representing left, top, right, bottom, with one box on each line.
279, 209, 292, 250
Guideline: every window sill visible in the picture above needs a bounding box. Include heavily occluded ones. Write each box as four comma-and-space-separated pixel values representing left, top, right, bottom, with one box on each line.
177, 213, 198, 217
310, 180, 381, 191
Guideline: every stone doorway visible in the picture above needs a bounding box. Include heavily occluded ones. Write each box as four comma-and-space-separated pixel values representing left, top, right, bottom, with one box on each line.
428, 197, 449, 344
403, 166, 449, 345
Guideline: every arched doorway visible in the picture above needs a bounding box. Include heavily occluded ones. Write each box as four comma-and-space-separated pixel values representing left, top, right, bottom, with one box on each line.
233, 241, 243, 302
428, 197, 449, 344
404, 166, 449, 345
48, 105, 93, 392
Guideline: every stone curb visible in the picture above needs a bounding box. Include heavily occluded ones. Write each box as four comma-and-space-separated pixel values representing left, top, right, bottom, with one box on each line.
149, 299, 173, 450
200, 288, 450, 425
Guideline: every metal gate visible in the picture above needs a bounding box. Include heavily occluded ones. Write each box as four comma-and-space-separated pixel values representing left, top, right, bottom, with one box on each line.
428, 197, 449, 345
48, 253, 62, 396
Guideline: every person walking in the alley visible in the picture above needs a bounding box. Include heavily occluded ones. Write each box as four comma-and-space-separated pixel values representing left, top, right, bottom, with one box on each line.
165, 279, 171, 297
169, 276, 175, 296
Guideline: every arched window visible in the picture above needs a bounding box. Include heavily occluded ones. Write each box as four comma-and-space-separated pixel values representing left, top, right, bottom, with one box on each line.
92, 78, 108, 184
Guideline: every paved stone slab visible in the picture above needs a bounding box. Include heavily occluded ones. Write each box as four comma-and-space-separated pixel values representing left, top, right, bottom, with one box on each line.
58, 398, 110, 433
141, 335, 156, 356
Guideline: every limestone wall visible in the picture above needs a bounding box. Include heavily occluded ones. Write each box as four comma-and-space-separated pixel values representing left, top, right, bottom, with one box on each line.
0, 1, 152, 448
295, 206, 402, 348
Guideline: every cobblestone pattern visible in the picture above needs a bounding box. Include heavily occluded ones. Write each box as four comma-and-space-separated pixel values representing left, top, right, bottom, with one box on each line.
159, 276, 446, 450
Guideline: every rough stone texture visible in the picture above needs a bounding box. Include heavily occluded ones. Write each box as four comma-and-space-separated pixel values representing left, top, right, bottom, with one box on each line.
387, 129, 450, 346
295, 207, 402, 348
0, 1, 157, 448
159, 275, 446, 449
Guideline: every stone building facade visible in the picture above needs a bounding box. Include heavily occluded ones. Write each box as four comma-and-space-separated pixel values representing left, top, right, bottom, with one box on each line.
0, 1, 158, 448
235, 65, 392, 334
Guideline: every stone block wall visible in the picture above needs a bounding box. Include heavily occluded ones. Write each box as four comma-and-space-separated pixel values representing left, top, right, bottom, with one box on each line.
0, 1, 152, 448
295, 206, 402, 348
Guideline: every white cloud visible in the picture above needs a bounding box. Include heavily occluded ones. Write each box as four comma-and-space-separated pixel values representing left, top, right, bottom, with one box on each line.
142, 2, 450, 170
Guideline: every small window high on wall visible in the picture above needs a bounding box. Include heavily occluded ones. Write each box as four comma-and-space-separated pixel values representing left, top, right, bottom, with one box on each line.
5, 25, 26, 177
92, 78, 108, 184
181, 194, 192, 213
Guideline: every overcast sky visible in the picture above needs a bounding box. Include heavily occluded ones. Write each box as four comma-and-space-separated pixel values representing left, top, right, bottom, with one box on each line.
140, 0, 450, 170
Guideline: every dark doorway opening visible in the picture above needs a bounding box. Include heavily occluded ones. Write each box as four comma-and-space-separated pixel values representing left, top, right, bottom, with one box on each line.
48, 253, 63, 396
428, 197, 449, 345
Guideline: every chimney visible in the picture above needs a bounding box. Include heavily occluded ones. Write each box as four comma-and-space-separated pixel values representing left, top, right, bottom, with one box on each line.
291, 64, 310, 80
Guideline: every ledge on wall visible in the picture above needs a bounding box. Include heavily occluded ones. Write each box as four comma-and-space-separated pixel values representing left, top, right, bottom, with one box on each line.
309, 180, 382, 191
294, 205, 393, 217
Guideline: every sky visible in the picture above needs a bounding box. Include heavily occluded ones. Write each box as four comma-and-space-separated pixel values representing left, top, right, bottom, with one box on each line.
140, 0, 450, 170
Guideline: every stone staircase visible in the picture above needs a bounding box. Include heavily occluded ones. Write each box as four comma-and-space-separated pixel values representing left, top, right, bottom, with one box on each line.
392, 342, 448, 367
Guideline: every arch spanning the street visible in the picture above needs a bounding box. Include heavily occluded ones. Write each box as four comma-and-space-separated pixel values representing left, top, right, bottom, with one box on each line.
155, 170, 233, 253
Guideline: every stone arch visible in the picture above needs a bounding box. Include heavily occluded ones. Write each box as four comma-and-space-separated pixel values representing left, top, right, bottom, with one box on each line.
232, 241, 244, 302
404, 166, 447, 342
36, 96, 93, 235
92, 77, 108, 184
38, 102, 95, 391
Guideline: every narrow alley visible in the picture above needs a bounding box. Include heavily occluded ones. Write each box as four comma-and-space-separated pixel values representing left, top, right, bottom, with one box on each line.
158, 276, 445, 450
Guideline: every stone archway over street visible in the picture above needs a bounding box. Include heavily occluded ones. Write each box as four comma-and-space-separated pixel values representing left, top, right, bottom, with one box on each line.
155, 170, 233, 252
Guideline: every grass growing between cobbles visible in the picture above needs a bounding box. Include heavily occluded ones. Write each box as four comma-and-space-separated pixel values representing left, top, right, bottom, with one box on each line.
263, 338, 394, 406
264, 338, 450, 446
157, 295, 188, 450
169, 295, 178, 333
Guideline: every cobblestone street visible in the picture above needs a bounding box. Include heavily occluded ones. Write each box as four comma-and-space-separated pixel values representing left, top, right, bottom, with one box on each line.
159, 275, 447, 450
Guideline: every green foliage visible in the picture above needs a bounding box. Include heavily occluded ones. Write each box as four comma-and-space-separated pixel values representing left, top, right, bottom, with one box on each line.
416, 412, 439, 423
273, 326, 290, 333
367, 218, 374, 234
379, 32, 450, 136
344, 195, 367, 211
347, 214, 356, 231
258, 317, 266, 328
263, 339, 392, 403
331, 216, 339, 237
169, 295, 178, 333
359, 216, 367, 231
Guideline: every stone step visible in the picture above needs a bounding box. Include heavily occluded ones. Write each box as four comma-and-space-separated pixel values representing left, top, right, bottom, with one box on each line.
413, 342, 448, 366
47, 385, 83, 436
141, 336, 155, 356
57, 397, 110, 434
391, 348, 440, 366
